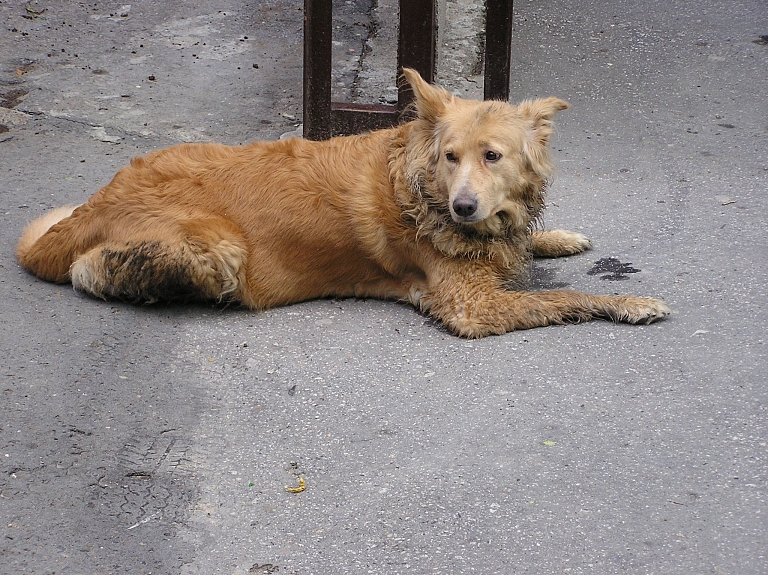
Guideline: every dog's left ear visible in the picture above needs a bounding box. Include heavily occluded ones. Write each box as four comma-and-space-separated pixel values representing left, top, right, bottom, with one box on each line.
519, 97, 570, 144
402, 67, 453, 124
519, 97, 570, 177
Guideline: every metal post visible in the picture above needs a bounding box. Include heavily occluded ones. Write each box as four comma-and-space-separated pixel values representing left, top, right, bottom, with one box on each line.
303, 0, 332, 140
484, 0, 514, 102
397, 0, 437, 110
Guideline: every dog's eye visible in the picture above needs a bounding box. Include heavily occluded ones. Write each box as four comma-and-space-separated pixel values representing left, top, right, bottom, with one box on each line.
445, 152, 458, 163
485, 151, 501, 162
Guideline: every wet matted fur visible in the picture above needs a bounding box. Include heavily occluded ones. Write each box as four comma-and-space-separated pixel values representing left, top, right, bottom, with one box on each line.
16, 69, 669, 338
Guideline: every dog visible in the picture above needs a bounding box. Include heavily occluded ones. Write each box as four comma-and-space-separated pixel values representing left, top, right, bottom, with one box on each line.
16, 68, 670, 338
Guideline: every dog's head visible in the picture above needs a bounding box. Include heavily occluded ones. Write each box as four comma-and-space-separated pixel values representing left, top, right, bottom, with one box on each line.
402, 68, 569, 236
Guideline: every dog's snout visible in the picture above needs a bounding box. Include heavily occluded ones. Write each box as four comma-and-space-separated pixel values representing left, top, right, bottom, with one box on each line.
453, 194, 478, 218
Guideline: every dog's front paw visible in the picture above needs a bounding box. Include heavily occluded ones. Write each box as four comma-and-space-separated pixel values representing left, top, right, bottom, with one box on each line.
532, 229, 592, 257
619, 297, 671, 324
559, 230, 593, 254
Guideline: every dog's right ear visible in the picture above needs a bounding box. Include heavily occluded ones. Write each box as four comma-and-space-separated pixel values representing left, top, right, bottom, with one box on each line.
402, 68, 452, 123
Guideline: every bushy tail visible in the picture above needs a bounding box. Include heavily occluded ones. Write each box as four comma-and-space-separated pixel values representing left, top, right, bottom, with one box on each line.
16, 205, 84, 283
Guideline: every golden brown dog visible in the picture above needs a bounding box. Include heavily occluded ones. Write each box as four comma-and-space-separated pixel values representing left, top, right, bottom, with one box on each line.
16, 69, 669, 337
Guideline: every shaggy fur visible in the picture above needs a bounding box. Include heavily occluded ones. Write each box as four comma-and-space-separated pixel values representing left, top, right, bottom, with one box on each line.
16, 69, 669, 338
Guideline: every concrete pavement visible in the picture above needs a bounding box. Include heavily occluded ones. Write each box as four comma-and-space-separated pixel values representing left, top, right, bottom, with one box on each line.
1, 1, 766, 573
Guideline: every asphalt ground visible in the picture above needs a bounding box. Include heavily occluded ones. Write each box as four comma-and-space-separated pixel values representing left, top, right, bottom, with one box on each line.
1, 1, 766, 574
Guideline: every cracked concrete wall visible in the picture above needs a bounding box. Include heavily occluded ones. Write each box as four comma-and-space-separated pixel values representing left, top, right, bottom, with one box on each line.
436, 0, 486, 98
332, 0, 488, 105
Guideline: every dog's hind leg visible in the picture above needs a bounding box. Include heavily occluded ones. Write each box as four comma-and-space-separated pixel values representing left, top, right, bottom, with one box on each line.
70, 217, 248, 304
531, 230, 592, 258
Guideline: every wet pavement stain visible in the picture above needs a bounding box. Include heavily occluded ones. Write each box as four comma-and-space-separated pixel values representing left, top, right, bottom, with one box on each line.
587, 257, 641, 281
0, 88, 28, 109
249, 563, 280, 574
529, 263, 570, 289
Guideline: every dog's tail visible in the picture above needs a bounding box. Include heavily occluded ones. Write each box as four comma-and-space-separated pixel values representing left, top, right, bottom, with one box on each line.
16, 204, 94, 283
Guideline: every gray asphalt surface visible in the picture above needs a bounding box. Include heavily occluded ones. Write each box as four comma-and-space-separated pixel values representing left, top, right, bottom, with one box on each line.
1, 1, 767, 574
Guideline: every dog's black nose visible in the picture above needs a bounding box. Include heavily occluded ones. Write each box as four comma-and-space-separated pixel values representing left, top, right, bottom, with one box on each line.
453, 195, 478, 218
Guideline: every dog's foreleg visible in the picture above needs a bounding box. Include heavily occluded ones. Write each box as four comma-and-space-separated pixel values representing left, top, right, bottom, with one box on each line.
531, 230, 592, 258
424, 283, 670, 338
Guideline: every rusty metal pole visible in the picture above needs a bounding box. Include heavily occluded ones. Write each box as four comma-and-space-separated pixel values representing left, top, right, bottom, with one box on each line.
397, 0, 437, 110
484, 0, 515, 102
303, 0, 332, 140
